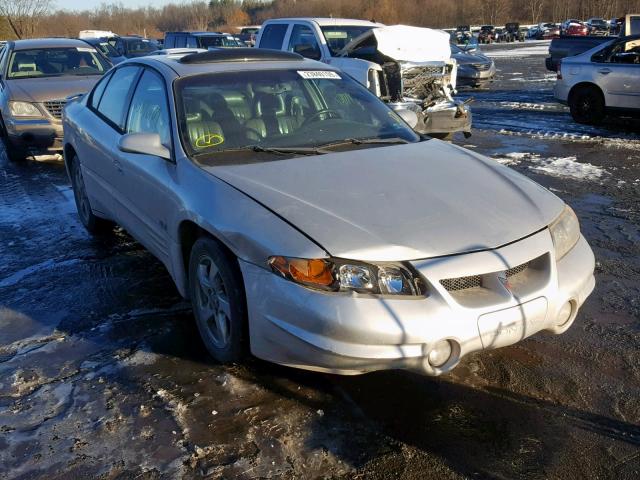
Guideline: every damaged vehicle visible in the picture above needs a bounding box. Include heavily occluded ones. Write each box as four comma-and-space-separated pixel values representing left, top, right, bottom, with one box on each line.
256, 19, 471, 139
63, 49, 595, 376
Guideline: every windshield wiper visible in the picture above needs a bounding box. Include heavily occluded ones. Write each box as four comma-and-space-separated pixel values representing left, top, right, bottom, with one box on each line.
248, 145, 329, 156
344, 137, 410, 145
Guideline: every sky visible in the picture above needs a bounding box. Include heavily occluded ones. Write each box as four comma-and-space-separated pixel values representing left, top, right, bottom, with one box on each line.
56, 0, 177, 11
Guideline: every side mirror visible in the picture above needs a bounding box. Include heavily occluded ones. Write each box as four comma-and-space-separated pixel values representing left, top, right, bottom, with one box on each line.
395, 108, 419, 129
118, 133, 171, 160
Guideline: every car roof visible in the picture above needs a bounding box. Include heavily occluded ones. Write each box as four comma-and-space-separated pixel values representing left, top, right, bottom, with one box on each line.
130, 51, 337, 78
11, 38, 96, 50
166, 31, 228, 37
265, 17, 381, 27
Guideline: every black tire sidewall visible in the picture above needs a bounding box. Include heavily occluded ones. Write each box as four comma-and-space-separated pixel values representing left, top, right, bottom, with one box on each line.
69, 154, 111, 234
188, 237, 247, 363
570, 87, 605, 125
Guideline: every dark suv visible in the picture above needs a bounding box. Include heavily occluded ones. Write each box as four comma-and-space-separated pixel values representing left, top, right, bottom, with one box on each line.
111, 36, 160, 58
163, 32, 243, 49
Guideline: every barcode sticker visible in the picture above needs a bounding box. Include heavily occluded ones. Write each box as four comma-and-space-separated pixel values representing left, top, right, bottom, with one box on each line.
297, 70, 341, 80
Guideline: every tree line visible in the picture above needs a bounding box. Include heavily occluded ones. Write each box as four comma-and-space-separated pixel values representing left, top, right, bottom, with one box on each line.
2, 0, 640, 40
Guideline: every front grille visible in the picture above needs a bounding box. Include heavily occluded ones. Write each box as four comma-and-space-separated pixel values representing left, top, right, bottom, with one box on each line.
471, 63, 491, 71
440, 260, 531, 292
441, 275, 482, 292
43, 99, 66, 119
404, 65, 444, 78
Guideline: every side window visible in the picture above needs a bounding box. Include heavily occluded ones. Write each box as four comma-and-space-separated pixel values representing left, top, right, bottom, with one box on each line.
175, 34, 187, 48
259, 24, 288, 49
96, 66, 140, 130
126, 69, 171, 148
90, 70, 113, 109
186, 36, 198, 48
609, 39, 640, 64
287, 24, 321, 60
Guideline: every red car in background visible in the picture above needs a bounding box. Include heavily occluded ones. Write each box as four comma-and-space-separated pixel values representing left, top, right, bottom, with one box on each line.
561, 20, 589, 36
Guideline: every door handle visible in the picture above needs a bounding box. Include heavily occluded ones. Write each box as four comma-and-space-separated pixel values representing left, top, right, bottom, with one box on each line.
598, 68, 611, 74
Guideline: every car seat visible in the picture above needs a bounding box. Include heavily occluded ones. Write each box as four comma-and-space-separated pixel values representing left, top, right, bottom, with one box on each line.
245, 93, 298, 139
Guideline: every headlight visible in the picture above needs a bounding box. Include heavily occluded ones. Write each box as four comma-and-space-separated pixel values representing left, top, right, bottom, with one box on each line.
9, 101, 43, 117
549, 206, 580, 260
268, 256, 425, 296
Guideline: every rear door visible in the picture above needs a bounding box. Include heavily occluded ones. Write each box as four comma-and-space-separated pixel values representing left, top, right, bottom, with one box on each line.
80, 65, 141, 218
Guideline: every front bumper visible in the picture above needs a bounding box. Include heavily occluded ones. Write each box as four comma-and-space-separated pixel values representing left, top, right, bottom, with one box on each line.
4, 117, 63, 154
457, 63, 497, 85
241, 229, 595, 376
390, 101, 472, 135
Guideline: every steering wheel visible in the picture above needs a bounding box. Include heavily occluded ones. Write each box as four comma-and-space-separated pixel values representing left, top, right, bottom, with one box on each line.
302, 109, 342, 126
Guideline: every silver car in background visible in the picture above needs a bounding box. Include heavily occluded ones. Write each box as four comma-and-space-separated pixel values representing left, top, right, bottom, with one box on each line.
63, 49, 595, 376
0, 38, 110, 161
450, 43, 496, 88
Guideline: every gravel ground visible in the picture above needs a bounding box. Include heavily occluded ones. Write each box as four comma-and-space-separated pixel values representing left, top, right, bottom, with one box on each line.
0, 41, 639, 479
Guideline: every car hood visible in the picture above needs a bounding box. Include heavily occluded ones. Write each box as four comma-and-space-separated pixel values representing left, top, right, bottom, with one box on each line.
7, 75, 102, 102
204, 141, 564, 261
452, 52, 491, 65
341, 25, 452, 63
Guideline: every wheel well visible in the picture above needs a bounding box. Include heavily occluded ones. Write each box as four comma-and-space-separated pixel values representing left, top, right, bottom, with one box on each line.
568, 82, 604, 105
178, 221, 236, 285
63, 144, 77, 174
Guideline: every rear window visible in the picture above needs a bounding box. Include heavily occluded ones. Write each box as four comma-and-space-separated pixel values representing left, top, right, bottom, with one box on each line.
125, 39, 159, 56
7, 47, 110, 79
259, 24, 288, 49
199, 36, 242, 48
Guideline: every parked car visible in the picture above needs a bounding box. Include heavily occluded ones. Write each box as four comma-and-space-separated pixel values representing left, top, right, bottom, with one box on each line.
110, 36, 160, 58
0, 38, 110, 161
163, 32, 244, 50
82, 37, 126, 65
450, 43, 496, 87
455, 25, 473, 45
255, 19, 471, 138
545, 35, 613, 71
561, 20, 589, 36
478, 25, 495, 44
493, 27, 505, 43
541, 25, 561, 39
63, 48, 595, 376
555, 34, 640, 124
609, 17, 623, 35
238, 26, 260, 46
586, 18, 609, 36
504, 23, 525, 42
530, 22, 558, 39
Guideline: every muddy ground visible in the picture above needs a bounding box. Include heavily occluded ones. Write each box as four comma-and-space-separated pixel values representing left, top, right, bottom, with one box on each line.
1, 42, 639, 479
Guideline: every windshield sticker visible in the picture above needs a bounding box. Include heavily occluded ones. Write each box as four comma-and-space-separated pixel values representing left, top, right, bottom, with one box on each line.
298, 70, 341, 80
195, 133, 224, 148
77, 47, 94, 52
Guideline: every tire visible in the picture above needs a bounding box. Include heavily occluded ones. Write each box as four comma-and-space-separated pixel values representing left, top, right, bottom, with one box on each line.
188, 236, 247, 364
0, 115, 27, 162
69, 154, 113, 235
569, 86, 605, 125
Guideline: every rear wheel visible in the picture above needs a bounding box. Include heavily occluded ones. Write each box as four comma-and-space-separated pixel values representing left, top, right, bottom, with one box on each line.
569, 85, 605, 125
188, 236, 247, 364
69, 155, 113, 235
0, 115, 27, 162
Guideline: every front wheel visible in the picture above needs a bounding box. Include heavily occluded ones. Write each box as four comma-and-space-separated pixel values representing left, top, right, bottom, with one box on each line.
189, 236, 247, 364
69, 155, 113, 235
569, 86, 605, 125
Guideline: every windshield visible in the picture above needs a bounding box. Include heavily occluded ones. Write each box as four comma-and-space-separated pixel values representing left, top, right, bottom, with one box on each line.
125, 39, 159, 56
93, 41, 119, 58
320, 26, 375, 55
176, 69, 419, 160
199, 36, 242, 48
7, 47, 110, 79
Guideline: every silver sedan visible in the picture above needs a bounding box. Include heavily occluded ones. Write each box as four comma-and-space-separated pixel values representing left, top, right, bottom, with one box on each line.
63, 49, 595, 376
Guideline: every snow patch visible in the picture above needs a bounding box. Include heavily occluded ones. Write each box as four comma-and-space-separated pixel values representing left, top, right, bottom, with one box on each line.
494, 152, 607, 181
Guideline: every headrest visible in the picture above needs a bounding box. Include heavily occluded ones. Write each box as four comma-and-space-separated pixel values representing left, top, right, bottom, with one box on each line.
255, 93, 285, 116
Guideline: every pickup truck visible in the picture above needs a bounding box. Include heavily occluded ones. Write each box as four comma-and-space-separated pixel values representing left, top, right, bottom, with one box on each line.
554, 34, 640, 124
546, 35, 614, 71
255, 18, 471, 138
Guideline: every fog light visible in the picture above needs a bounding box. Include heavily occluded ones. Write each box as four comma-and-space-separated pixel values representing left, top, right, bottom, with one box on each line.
558, 301, 574, 326
428, 340, 453, 368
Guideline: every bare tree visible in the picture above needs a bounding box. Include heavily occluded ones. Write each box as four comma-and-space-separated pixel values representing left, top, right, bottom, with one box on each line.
0, 0, 52, 39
